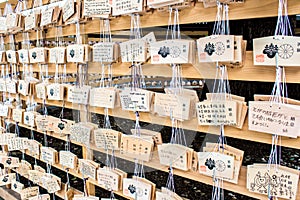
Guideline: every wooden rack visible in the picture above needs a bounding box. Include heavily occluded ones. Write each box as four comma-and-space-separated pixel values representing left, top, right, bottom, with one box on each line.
0, 0, 300, 199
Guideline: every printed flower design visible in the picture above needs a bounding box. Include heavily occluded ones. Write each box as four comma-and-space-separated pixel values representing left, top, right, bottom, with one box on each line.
263, 43, 278, 58
170, 46, 181, 58
32, 52, 37, 59
50, 88, 54, 96
205, 158, 215, 170
215, 42, 225, 56
70, 49, 75, 58
215, 160, 226, 172
158, 46, 170, 58
58, 122, 65, 130
278, 44, 294, 59
204, 42, 215, 56
128, 184, 136, 194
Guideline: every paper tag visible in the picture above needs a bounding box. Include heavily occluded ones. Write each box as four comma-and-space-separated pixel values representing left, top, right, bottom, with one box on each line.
93, 42, 115, 63
197, 35, 235, 62
94, 128, 121, 150
123, 178, 152, 200
59, 151, 77, 169
67, 44, 85, 62
158, 143, 189, 171
248, 101, 300, 138
83, 0, 111, 17
40, 8, 54, 27
6, 50, 17, 63
89, 87, 116, 108
119, 39, 147, 62
97, 168, 120, 191
18, 49, 30, 64
253, 36, 300, 66
63, 0, 75, 21
150, 40, 190, 64
49, 47, 66, 64
29, 48, 47, 63
196, 101, 237, 126
198, 152, 234, 179
120, 88, 151, 112
112, 0, 143, 15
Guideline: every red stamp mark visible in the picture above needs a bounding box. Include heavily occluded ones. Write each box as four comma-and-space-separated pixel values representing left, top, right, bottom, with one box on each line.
256, 54, 264, 63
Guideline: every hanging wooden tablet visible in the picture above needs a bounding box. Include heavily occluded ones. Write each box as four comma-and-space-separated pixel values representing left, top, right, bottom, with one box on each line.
28, 170, 43, 184
28, 194, 51, 200
12, 108, 24, 123
41, 147, 58, 164
34, 165, 46, 173
112, 0, 144, 15
18, 80, 30, 96
196, 100, 237, 126
119, 39, 147, 62
53, 118, 75, 135
20, 187, 39, 200
83, 0, 111, 18
29, 47, 47, 63
0, 133, 16, 145
79, 159, 99, 180
49, 47, 66, 64
93, 42, 117, 63
40, 7, 56, 27
41, 174, 61, 193
0, 17, 7, 33
150, 39, 191, 64
154, 93, 192, 121
67, 44, 89, 63
0, 78, 6, 92
18, 160, 32, 176
8, 137, 28, 151
123, 178, 152, 200
247, 164, 299, 200
158, 143, 191, 171
0, 104, 9, 117
147, 0, 185, 8
47, 83, 64, 100
97, 167, 120, 191
6, 13, 19, 31
0, 156, 20, 168
70, 123, 92, 145
62, 0, 75, 22
35, 82, 47, 99
249, 101, 300, 138
89, 87, 117, 108
18, 49, 30, 64
253, 36, 300, 66
69, 85, 91, 105
24, 13, 40, 31
23, 111, 36, 127
120, 88, 153, 112
27, 139, 40, 158
6, 79, 17, 94
93, 128, 121, 150
59, 151, 78, 169
130, 129, 163, 146
73, 195, 99, 200
0, 173, 16, 186
6, 50, 17, 64
198, 152, 235, 179
11, 180, 24, 193
197, 35, 235, 62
